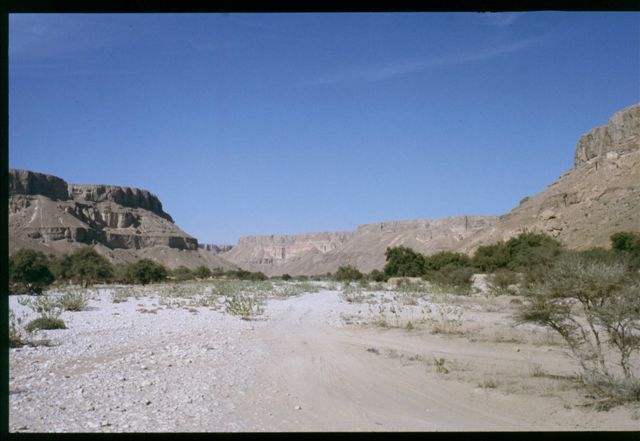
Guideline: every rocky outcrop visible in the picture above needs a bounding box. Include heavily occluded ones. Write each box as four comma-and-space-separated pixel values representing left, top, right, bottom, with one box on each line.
574, 104, 640, 167
68, 184, 173, 222
8, 169, 236, 270
222, 216, 496, 276
9, 169, 70, 201
457, 103, 640, 253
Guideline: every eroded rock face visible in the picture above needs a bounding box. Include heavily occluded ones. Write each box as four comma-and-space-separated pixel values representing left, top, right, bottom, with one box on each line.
68, 184, 173, 222
574, 104, 640, 167
9, 169, 69, 201
9, 169, 200, 258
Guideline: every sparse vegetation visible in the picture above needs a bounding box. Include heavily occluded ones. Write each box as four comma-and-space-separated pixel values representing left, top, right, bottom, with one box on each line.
488, 269, 521, 295
225, 292, 264, 320
516, 251, 640, 408
9, 309, 28, 347
58, 289, 90, 311
434, 357, 450, 374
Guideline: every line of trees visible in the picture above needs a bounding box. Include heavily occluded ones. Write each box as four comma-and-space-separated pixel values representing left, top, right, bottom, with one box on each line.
8, 247, 271, 294
332, 231, 640, 293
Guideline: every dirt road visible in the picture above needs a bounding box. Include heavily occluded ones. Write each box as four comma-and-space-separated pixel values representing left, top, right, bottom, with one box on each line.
9, 288, 636, 432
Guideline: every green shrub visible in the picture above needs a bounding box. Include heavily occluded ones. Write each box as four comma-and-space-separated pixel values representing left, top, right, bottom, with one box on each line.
368, 269, 387, 282
611, 231, 640, 253
9, 249, 54, 294
225, 269, 268, 281
423, 251, 471, 272
384, 246, 425, 277
125, 259, 168, 285
425, 264, 475, 294
172, 266, 194, 281
334, 265, 364, 282
611, 231, 640, 270
472, 242, 510, 272
192, 265, 212, 279
59, 247, 114, 287
281, 273, 292, 281
472, 232, 563, 273
26, 316, 66, 332
505, 232, 563, 270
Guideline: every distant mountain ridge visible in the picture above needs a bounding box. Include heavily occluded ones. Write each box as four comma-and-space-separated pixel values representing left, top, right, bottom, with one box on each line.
221, 216, 497, 276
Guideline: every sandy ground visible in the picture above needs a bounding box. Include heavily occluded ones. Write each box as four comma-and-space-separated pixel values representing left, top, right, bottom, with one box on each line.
8, 285, 639, 432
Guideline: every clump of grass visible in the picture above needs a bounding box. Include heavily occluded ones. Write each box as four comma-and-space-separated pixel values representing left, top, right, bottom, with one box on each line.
9, 309, 28, 347
428, 304, 464, 335
340, 284, 368, 303
434, 357, 450, 374
225, 293, 264, 320
19, 295, 67, 333
137, 307, 158, 314
26, 316, 66, 332
58, 290, 89, 311
479, 377, 499, 389
111, 288, 131, 303
530, 364, 547, 377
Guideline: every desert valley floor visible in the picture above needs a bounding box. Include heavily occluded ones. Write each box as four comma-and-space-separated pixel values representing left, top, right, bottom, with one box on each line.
9, 281, 638, 432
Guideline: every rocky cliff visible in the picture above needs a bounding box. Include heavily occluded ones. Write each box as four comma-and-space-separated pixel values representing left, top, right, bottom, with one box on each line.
574, 104, 640, 167
222, 216, 496, 276
9, 169, 235, 270
456, 103, 640, 253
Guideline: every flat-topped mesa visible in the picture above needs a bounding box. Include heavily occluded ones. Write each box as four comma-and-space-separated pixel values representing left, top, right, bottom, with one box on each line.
9, 169, 70, 201
68, 184, 173, 222
225, 231, 354, 265
355, 216, 498, 235
237, 231, 354, 247
574, 103, 640, 167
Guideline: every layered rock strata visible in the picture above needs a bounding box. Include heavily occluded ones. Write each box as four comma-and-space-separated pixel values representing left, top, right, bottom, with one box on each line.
9, 169, 234, 270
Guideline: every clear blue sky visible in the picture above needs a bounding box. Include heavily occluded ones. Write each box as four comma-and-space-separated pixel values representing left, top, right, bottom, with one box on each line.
9, 12, 640, 244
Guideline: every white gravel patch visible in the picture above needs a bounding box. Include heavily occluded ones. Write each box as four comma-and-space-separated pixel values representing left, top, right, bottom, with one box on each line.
9, 288, 265, 432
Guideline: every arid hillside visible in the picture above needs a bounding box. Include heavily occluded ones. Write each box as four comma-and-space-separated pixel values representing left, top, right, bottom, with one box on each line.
8, 169, 236, 270
456, 103, 640, 253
